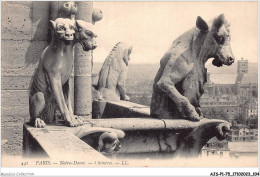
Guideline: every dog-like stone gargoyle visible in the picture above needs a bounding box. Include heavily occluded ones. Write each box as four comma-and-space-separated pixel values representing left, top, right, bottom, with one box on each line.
29, 18, 97, 128
151, 14, 234, 121
94, 42, 133, 101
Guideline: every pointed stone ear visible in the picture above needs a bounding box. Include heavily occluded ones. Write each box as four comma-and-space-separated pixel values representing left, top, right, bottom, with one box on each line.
196, 16, 208, 31
213, 14, 225, 32
128, 46, 133, 55
50, 20, 56, 29
75, 20, 82, 32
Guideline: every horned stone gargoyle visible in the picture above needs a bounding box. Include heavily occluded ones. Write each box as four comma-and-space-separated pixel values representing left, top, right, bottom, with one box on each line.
94, 42, 133, 101
151, 14, 234, 121
29, 18, 97, 128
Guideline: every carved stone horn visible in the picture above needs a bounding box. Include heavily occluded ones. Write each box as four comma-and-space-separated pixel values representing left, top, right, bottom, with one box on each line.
196, 16, 208, 32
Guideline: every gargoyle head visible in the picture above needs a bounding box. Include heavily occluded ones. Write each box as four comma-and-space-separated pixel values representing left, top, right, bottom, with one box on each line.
98, 132, 121, 153
75, 20, 97, 51
123, 46, 133, 66
196, 14, 235, 67
50, 18, 75, 41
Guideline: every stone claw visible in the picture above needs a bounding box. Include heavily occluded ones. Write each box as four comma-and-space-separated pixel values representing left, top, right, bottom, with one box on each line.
97, 96, 104, 101
74, 115, 84, 125
68, 121, 77, 127
67, 120, 77, 127
34, 118, 46, 128
67, 115, 83, 127
195, 107, 204, 117
183, 105, 201, 122
125, 95, 130, 101
189, 113, 201, 121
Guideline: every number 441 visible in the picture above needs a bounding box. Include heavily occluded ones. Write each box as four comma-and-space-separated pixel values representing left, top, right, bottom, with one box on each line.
21, 162, 28, 166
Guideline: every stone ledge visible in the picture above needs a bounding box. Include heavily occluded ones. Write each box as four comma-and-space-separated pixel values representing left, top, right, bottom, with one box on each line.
23, 123, 108, 160
88, 117, 227, 131
88, 118, 164, 130
23, 117, 230, 158
92, 100, 150, 118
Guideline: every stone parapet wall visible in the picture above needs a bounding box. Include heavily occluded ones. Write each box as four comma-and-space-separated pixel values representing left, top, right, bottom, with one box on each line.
1, 1, 50, 155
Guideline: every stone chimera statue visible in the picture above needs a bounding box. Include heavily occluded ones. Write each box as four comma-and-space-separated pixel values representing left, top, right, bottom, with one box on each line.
94, 42, 133, 101
29, 18, 97, 128
151, 14, 234, 121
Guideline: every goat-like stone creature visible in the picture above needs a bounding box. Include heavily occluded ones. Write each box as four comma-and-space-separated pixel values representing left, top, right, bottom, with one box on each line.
95, 42, 133, 101
151, 14, 234, 121
29, 18, 97, 128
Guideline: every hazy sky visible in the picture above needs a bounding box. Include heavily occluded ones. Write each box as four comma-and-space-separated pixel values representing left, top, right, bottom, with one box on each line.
93, 1, 258, 64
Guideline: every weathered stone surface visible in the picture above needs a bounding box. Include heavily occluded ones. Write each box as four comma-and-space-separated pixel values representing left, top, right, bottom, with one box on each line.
1, 91, 30, 122
151, 14, 234, 121
2, 2, 50, 42
70, 76, 75, 111
31, 2, 50, 42
2, 106, 29, 118
24, 41, 49, 66
119, 131, 161, 153
74, 75, 92, 117
92, 100, 107, 118
94, 42, 132, 101
74, 48, 92, 116
89, 118, 165, 131
1, 65, 37, 77
1, 1, 50, 156
1, 2, 32, 40
21, 117, 230, 158
163, 118, 227, 130
2, 40, 30, 68
2, 40, 47, 70
73, 1, 94, 117
23, 123, 108, 160
1, 90, 29, 106
117, 130, 177, 154
1, 122, 23, 155
1, 76, 31, 90
2, 1, 32, 7
93, 100, 150, 118
75, 1, 93, 22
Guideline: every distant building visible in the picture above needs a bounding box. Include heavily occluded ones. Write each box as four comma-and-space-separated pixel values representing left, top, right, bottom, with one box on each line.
236, 59, 257, 105
237, 58, 248, 74
230, 126, 258, 142
201, 58, 258, 123
202, 135, 258, 159
200, 94, 238, 121
243, 98, 258, 119
201, 137, 230, 158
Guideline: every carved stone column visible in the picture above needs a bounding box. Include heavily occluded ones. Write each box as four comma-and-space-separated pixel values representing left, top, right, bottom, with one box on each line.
74, 2, 93, 118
